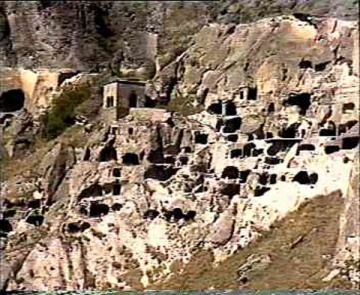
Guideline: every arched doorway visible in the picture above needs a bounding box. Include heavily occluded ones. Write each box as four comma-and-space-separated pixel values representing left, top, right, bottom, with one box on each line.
129, 91, 137, 108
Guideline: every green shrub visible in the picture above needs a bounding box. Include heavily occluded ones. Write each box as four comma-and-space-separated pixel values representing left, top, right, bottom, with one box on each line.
40, 84, 91, 140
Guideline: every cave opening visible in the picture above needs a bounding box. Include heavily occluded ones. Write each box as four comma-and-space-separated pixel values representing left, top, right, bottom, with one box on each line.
239, 170, 251, 183
342, 136, 359, 150
221, 166, 239, 179
122, 153, 140, 165
112, 203, 122, 211
194, 132, 208, 144
298, 59, 313, 69
144, 96, 157, 108
26, 215, 44, 226
319, 126, 336, 137
223, 117, 241, 133
269, 174, 277, 184
293, 171, 317, 185
113, 183, 121, 196
254, 186, 271, 197
226, 134, 238, 142
0, 89, 25, 112
113, 168, 121, 178
0, 219, 12, 236
144, 165, 178, 181
165, 156, 176, 164
298, 144, 315, 153
207, 101, 222, 115
247, 87, 257, 100
185, 210, 196, 221
99, 146, 117, 162
264, 157, 282, 165
279, 122, 301, 138
243, 142, 256, 157
89, 203, 109, 218
221, 183, 240, 198
144, 209, 160, 220
342, 103, 355, 113
67, 222, 81, 234
224, 101, 237, 116
128, 91, 138, 108
325, 145, 340, 154
28, 199, 41, 209
309, 173, 318, 185
172, 208, 185, 221
268, 103, 275, 114
147, 148, 164, 164
314, 61, 330, 72
179, 156, 189, 166
259, 173, 268, 185
83, 148, 91, 161
78, 184, 103, 201
230, 149, 243, 158
286, 93, 311, 115
3, 209, 16, 219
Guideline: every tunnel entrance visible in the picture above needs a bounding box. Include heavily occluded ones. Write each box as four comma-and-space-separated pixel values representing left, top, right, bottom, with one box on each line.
26, 215, 44, 226
144, 209, 160, 220
0, 219, 12, 237
129, 91, 138, 108
89, 203, 109, 218
221, 166, 239, 179
194, 132, 208, 144
99, 146, 117, 162
113, 183, 121, 195
342, 136, 359, 150
224, 101, 237, 115
78, 183, 103, 201
325, 145, 340, 154
221, 183, 240, 198
239, 169, 251, 183
0, 89, 25, 112
230, 149, 243, 158
144, 165, 179, 181
286, 93, 311, 115
293, 171, 318, 185
226, 134, 238, 142
223, 117, 241, 133
113, 168, 121, 177
122, 153, 140, 165
147, 148, 164, 164
247, 86, 258, 100
207, 101, 222, 115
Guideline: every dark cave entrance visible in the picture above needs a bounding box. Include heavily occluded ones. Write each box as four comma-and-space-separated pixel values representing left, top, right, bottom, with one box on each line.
342, 136, 359, 150
122, 153, 140, 165
286, 93, 311, 115
221, 166, 239, 179
0, 89, 25, 112
223, 117, 241, 133
99, 146, 117, 162
89, 203, 110, 218
207, 101, 222, 115
129, 91, 138, 108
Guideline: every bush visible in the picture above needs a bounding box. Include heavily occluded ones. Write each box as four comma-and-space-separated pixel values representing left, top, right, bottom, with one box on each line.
40, 84, 91, 140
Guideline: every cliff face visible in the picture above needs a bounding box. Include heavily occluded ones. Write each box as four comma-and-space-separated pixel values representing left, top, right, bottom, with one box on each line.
0, 1, 359, 292
0, 0, 358, 70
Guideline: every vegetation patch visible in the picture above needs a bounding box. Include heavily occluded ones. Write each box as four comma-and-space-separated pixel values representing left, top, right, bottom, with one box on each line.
153, 191, 344, 291
40, 84, 91, 140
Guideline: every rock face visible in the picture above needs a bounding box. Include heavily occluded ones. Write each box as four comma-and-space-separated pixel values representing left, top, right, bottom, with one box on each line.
0, 5, 359, 293
0, 1, 358, 70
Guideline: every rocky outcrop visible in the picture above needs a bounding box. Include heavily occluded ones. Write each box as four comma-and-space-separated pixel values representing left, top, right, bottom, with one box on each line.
1, 3, 359, 292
